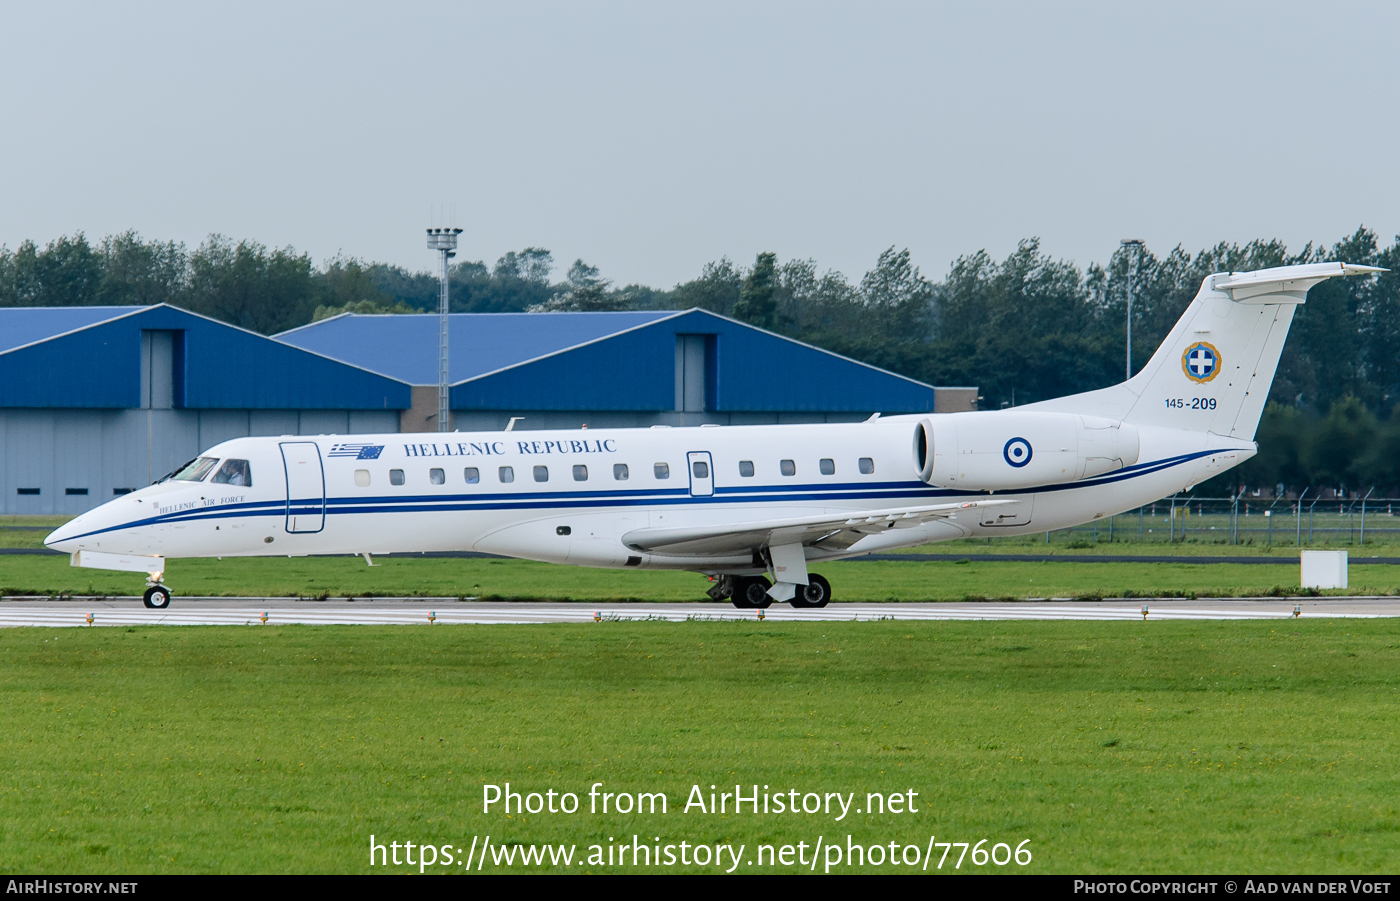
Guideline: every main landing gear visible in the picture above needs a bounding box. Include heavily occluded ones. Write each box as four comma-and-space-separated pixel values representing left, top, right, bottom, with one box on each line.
730, 576, 773, 609
790, 574, 831, 609
143, 577, 172, 609
716, 574, 832, 609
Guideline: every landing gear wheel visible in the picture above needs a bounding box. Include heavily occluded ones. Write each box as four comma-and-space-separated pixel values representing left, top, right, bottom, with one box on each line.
143, 586, 172, 609
791, 574, 831, 609
731, 576, 773, 609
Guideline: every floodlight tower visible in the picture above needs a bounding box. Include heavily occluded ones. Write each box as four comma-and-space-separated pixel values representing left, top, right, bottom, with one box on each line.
426, 227, 463, 432
1120, 238, 1144, 380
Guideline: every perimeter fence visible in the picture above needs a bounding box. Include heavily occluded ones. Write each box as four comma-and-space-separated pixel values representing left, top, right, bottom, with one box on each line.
1039, 495, 1400, 547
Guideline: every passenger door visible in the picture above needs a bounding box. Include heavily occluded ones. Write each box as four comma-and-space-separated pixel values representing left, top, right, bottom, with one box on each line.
686, 451, 714, 497
280, 442, 326, 533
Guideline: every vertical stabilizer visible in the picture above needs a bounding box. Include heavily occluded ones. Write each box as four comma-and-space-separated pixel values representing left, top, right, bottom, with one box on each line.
1024, 263, 1382, 441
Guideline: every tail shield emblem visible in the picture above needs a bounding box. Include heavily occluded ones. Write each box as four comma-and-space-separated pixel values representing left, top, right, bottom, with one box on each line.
1182, 341, 1221, 383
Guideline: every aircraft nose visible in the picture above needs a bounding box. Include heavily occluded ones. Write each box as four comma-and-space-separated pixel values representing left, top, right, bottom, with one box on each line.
44, 516, 88, 553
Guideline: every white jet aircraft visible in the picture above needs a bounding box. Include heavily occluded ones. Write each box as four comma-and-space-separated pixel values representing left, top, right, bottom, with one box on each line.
45, 262, 1380, 610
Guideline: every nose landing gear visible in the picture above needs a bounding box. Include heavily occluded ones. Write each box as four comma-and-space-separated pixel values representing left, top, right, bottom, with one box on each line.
143, 575, 172, 609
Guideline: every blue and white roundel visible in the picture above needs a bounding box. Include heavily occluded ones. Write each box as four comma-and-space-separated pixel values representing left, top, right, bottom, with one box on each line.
1003, 437, 1033, 468
1182, 341, 1221, 383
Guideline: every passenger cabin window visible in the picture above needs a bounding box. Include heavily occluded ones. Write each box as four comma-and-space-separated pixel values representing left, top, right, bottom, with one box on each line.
654, 463, 670, 479
175, 457, 218, 481
613, 464, 629, 480
819, 458, 835, 476
573, 465, 588, 481
859, 457, 875, 474
739, 460, 754, 477
429, 468, 445, 485
692, 460, 709, 478
780, 459, 796, 476
354, 470, 371, 487
464, 467, 480, 484
499, 466, 514, 483
211, 459, 252, 486
389, 469, 405, 486
533, 465, 549, 482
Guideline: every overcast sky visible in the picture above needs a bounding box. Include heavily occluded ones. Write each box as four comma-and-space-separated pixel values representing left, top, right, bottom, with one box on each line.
2, 1, 1396, 287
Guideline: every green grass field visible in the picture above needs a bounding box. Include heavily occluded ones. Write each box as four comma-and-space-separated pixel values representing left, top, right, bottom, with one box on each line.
2, 620, 1397, 874
6, 554, 1400, 601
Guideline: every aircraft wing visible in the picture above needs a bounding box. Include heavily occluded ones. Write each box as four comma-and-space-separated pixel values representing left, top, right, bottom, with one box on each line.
620, 499, 1013, 557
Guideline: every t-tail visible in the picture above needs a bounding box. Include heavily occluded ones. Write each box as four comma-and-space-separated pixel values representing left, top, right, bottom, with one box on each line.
1025, 262, 1384, 440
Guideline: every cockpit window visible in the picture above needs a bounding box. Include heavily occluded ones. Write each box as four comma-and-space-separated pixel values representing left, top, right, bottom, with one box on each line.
211, 459, 252, 487
174, 457, 219, 481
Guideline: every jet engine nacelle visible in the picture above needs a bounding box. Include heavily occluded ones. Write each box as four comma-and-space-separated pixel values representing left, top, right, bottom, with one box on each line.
913, 412, 1140, 491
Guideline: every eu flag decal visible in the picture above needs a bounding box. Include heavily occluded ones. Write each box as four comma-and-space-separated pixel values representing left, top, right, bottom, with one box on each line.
1181, 341, 1221, 383
329, 443, 385, 459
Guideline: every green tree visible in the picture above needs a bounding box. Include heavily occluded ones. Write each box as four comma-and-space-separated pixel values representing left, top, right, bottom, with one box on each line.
673, 258, 743, 316
530, 259, 631, 312
1307, 396, 1378, 493
1286, 228, 1376, 411
0, 234, 104, 306
187, 235, 319, 334
365, 262, 440, 311
493, 248, 553, 284
95, 231, 188, 307
732, 252, 779, 329
0, 240, 42, 306
457, 248, 554, 312
35, 233, 103, 306
316, 256, 393, 313
1358, 409, 1400, 493
775, 258, 860, 337
929, 239, 1113, 407
311, 297, 420, 321
1239, 403, 1313, 492
861, 246, 933, 339
1358, 237, 1400, 408
365, 250, 567, 314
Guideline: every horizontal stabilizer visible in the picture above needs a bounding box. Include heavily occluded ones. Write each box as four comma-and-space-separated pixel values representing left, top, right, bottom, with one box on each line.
622, 500, 1011, 557
1214, 262, 1386, 301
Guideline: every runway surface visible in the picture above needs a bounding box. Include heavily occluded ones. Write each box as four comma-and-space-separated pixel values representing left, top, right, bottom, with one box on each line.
3, 596, 1399, 626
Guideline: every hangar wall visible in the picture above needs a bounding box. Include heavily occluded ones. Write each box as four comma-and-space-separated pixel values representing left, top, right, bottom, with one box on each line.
1, 408, 399, 515
0, 305, 411, 515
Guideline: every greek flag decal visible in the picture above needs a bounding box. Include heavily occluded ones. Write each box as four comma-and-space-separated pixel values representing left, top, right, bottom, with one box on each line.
328, 443, 384, 460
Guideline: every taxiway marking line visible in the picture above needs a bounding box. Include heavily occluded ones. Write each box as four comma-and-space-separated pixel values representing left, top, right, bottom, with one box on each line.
0, 603, 1389, 626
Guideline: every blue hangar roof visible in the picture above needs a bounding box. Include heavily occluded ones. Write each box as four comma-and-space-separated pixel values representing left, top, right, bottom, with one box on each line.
0, 305, 410, 409
277, 309, 939, 414
277, 311, 673, 385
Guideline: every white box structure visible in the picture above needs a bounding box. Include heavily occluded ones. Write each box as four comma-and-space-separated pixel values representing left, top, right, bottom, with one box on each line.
71, 550, 165, 576
1301, 550, 1347, 590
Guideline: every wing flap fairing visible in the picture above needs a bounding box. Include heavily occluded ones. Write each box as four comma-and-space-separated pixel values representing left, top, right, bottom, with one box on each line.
620, 499, 1012, 557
